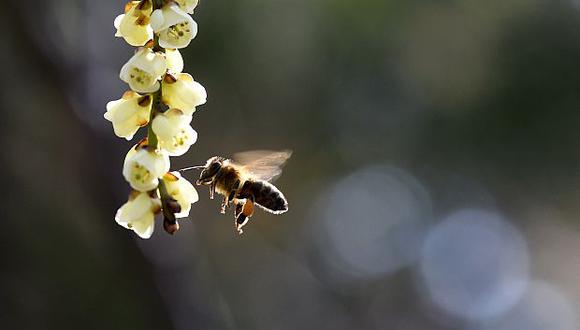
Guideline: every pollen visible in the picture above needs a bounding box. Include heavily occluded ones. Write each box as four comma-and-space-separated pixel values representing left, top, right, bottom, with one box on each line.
172, 129, 189, 147
132, 163, 152, 184
130, 67, 153, 87
166, 22, 192, 41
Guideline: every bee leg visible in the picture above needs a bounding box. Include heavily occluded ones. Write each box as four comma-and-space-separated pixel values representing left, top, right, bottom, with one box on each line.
228, 180, 240, 203
233, 199, 245, 234
234, 199, 244, 218
209, 181, 216, 200
236, 196, 255, 235
221, 180, 240, 215
220, 196, 228, 214
220, 193, 233, 214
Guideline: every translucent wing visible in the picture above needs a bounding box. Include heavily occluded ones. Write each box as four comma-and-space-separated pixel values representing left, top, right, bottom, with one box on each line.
232, 150, 292, 182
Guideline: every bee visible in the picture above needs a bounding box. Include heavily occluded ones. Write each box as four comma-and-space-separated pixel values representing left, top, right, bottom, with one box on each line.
182, 150, 291, 234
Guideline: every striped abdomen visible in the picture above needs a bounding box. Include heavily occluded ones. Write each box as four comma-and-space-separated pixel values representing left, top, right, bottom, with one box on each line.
239, 180, 288, 214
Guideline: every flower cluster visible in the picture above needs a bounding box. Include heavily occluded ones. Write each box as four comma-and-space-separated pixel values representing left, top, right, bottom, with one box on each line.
105, 0, 205, 239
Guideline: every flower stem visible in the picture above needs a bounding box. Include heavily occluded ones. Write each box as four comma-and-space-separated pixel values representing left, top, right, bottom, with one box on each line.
148, 0, 179, 231
146, 75, 166, 150
158, 179, 171, 209
147, 92, 159, 149
146, 9, 164, 150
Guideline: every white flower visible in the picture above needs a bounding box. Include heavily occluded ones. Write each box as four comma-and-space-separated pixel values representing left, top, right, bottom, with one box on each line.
114, 0, 154, 46
152, 109, 197, 156
165, 48, 183, 74
115, 191, 161, 239
104, 91, 152, 140
163, 172, 199, 218
162, 73, 207, 115
123, 144, 170, 192
120, 47, 167, 93
174, 0, 199, 14
150, 3, 198, 49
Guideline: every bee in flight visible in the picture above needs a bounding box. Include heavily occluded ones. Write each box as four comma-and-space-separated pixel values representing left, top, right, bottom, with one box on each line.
181, 150, 291, 234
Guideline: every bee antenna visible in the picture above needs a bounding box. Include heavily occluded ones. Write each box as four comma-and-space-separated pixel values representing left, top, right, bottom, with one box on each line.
178, 165, 205, 172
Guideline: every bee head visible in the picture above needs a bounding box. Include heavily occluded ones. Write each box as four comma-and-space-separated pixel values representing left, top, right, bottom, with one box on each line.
196, 156, 224, 185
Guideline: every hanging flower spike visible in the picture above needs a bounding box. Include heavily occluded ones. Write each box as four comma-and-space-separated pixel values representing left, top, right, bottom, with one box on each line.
152, 109, 197, 156
108, 0, 207, 238
175, 0, 199, 14
104, 91, 152, 140
165, 48, 184, 74
162, 172, 199, 218
120, 47, 167, 93
115, 191, 162, 239
151, 3, 198, 49
162, 73, 207, 115
114, 0, 154, 47
123, 143, 170, 192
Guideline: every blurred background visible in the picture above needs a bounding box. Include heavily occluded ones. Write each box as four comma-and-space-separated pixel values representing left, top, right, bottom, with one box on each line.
2, 0, 580, 329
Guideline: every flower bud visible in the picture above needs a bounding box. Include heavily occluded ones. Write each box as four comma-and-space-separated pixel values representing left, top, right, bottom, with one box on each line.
165, 197, 182, 214
163, 217, 180, 235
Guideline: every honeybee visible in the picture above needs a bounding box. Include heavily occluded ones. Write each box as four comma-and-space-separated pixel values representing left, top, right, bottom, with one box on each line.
182, 150, 291, 234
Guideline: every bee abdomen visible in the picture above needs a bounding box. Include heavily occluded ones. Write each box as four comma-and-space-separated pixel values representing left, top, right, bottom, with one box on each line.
243, 181, 288, 214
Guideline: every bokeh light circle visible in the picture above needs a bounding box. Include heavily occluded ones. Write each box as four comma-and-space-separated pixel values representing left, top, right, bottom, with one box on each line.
419, 209, 529, 321
319, 165, 432, 280
478, 281, 577, 330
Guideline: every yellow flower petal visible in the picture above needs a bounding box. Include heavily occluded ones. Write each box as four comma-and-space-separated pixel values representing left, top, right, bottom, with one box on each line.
152, 109, 197, 156
164, 172, 199, 218
175, 0, 199, 14
104, 92, 152, 140
162, 73, 206, 115
114, 0, 154, 46
115, 192, 160, 239
123, 146, 170, 192
151, 4, 197, 49
165, 48, 184, 74
120, 48, 167, 93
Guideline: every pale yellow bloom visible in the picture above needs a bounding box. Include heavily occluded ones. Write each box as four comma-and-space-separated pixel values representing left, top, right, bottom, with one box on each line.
165, 48, 184, 74
152, 109, 197, 156
163, 172, 199, 218
174, 0, 199, 14
123, 145, 170, 192
104, 91, 151, 140
115, 191, 161, 239
114, 0, 154, 46
151, 3, 198, 49
120, 47, 167, 93
162, 73, 207, 115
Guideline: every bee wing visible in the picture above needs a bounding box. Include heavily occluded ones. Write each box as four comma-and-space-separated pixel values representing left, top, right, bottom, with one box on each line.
232, 150, 292, 182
